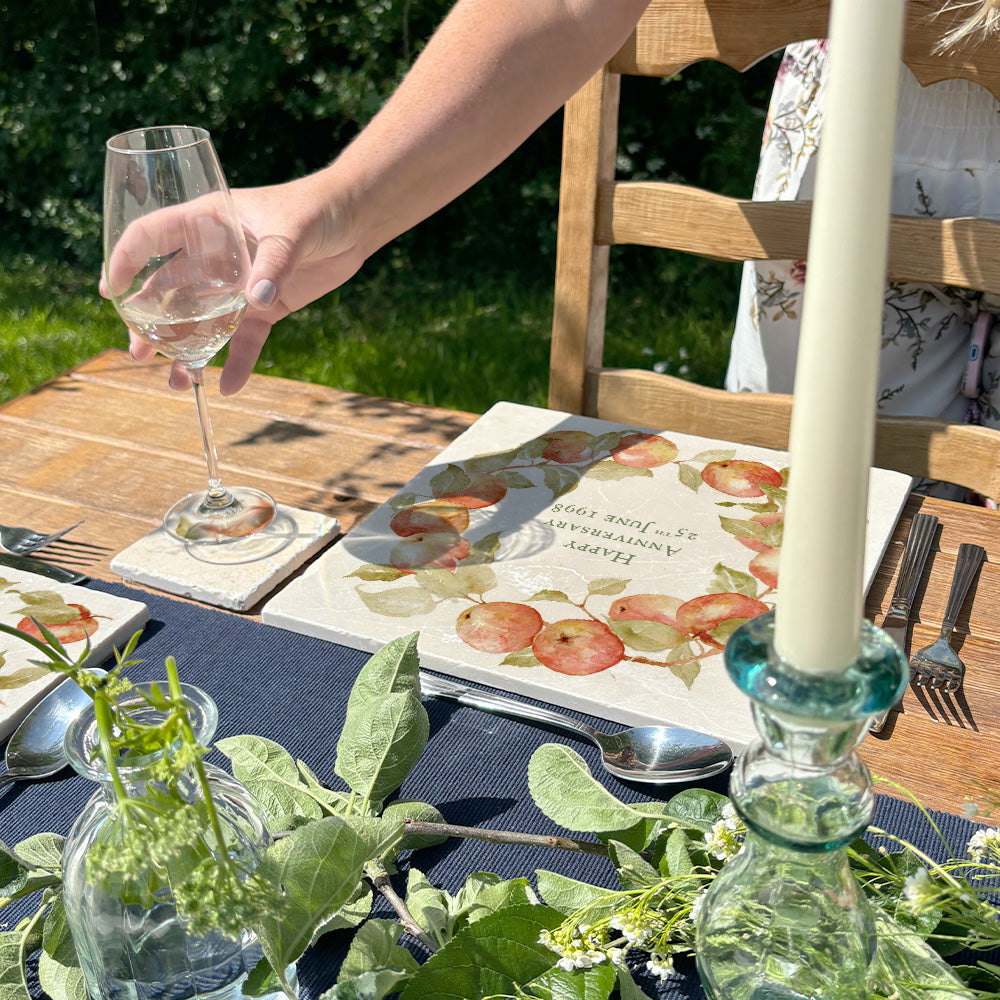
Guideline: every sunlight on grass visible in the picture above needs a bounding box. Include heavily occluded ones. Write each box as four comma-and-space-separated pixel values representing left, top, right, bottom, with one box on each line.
2, 253, 737, 414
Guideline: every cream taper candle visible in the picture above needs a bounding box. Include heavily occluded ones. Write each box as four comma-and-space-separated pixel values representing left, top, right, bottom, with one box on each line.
773, 0, 906, 674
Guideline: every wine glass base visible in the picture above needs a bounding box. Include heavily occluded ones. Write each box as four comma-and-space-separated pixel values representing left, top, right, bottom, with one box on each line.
163, 487, 277, 545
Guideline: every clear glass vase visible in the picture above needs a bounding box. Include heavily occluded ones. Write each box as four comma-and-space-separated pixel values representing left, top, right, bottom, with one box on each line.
61, 682, 294, 1000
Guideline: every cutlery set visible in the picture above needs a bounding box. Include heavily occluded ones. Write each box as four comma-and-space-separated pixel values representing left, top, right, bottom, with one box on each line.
871, 512, 985, 734
0, 520, 90, 584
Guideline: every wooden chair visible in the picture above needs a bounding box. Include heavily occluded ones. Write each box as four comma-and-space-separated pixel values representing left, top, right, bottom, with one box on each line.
548, 0, 1000, 501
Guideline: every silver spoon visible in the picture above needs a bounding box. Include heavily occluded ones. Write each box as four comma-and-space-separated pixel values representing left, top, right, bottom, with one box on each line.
0, 670, 104, 788
419, 672, 733, 783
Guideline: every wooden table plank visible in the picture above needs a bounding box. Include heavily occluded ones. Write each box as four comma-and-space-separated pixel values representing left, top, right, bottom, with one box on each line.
5, 350, 1000, 817
0, 350, 476, 585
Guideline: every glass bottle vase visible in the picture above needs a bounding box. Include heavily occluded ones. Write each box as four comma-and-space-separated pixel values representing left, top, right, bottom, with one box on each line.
61, 682, 294, 1000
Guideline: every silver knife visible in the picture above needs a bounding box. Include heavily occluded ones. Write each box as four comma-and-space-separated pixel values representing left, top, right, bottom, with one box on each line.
0, 551, 89, 585
869, 512, 939, 733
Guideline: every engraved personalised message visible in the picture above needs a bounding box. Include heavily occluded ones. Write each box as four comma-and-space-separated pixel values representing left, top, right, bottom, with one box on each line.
262, 402, 911, 748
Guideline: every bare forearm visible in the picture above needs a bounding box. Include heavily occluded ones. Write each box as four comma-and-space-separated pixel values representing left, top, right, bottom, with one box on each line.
325, 0, 651, 256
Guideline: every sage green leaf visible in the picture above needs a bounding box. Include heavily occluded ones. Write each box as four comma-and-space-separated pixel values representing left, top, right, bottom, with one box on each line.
405, 868, 452, 945
397, 903, 563, 1000
37, 952, 86, 1000
535, 871, 619, 923
243, 956, 281, 998
466, 447, 522, 474
542, 466, 581, 499
215, 735, 324, 825
502, 649, 543, 668
337, 919, 419, 983
0, 918, 44, 1000
709, 563, 758, 598
13, 833, 64, 872
0, 844, 27, 904
615, 967, 647, 1000
335, 691, 427, 805
345, 631, 421, 704
496, 471, 534, 490
253, 816, 402, 977
297, 760, 352, 813
323, 882, 374, 933
41, 893, 75, 965
522, 961, 617, 1000
659, 826, 694, 880
320, 969, 414, 1000
664, 788, 727, 832
606, 841, 660, 890
336, 635, 428, 806
0, 840, 60, 907
869, 911, 974, 999
380, 800, 447, 852
584, 460, 652, 481
527, 745, 643, 833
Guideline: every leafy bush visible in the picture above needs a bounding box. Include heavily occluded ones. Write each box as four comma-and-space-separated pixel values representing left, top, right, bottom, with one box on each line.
2, 0, 777, 295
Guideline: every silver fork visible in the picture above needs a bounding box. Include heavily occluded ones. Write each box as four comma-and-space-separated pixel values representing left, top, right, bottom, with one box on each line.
0, 520, 84, 556
910, 542, 986, 692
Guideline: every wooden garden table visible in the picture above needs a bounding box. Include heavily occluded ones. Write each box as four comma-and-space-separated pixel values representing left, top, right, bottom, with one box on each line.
2, 349, 998, 817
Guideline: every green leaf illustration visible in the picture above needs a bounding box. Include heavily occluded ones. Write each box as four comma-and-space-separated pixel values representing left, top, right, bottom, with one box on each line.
356, 586, 436, 618
347, 565, 408, 583
0, 667, 51, 689
11, 592, 79, 625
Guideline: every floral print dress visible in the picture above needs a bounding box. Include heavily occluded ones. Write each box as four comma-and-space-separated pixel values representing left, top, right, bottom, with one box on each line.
725, 40, 1000, 433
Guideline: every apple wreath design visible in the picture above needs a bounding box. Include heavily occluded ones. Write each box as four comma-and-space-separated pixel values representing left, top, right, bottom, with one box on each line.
348, 428, 786, 688
0, 583, 107, 694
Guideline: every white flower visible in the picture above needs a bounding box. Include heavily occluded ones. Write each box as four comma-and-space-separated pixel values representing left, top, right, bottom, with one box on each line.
689, 888, 709, 925
704, 804, 745, 862
901, 867, 937, 913
646, 953, 675, 981
968, 827, 1000, 863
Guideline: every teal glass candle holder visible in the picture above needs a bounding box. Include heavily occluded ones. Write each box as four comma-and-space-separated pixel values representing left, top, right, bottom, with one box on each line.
695, 610, 906, 1000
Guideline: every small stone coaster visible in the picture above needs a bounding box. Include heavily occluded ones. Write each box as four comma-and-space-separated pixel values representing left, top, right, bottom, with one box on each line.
111, 505, 340, 612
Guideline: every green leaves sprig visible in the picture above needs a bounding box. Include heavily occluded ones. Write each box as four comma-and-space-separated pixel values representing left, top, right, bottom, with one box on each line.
2, 624, 1000, 1000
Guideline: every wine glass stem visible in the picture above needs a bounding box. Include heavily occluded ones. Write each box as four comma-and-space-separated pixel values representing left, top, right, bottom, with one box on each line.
187, 366, 233, 509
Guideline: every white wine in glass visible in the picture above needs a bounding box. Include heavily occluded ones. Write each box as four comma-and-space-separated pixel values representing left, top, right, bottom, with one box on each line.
103, 125, 276, 544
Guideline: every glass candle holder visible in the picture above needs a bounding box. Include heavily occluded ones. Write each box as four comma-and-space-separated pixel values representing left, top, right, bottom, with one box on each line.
695, 610, 906, 1000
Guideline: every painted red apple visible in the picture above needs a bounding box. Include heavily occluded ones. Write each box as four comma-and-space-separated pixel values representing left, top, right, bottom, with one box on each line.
531, 619, 625, 675
736, 511, 784, 551
16, 604, 103, 645
701, 460, 783, 498
675, 593, 769, 639
456, 601, 544, 654
610, 433, 679, 469
540, 430, 596, 464
434, 473, 507, 509
749, 547, 780, 590
608, 593, 684, 630
390, 501, 470, 538
389, 531, 471, 572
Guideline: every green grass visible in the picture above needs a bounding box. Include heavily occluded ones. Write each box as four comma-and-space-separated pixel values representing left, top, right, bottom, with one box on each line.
1, 250, 738, 413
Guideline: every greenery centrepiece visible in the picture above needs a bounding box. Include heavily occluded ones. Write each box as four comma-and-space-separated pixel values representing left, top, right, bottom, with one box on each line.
3, 623, 1000, 1000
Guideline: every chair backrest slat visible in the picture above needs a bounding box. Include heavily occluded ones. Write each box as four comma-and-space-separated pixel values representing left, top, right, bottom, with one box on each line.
548, 0, 1000, 500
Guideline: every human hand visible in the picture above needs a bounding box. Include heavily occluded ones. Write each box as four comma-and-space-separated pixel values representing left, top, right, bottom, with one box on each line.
111, 172, 366, 394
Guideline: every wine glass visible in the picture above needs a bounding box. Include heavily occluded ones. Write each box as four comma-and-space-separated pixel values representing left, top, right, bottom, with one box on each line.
103, 125, 276, 544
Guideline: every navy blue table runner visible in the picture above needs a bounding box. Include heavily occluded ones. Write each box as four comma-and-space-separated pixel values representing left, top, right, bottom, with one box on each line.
1, 581, 989, 999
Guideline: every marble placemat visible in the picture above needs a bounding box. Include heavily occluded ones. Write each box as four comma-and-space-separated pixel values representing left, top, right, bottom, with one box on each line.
111, 504, 339, 611
0, 568, 148, 740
